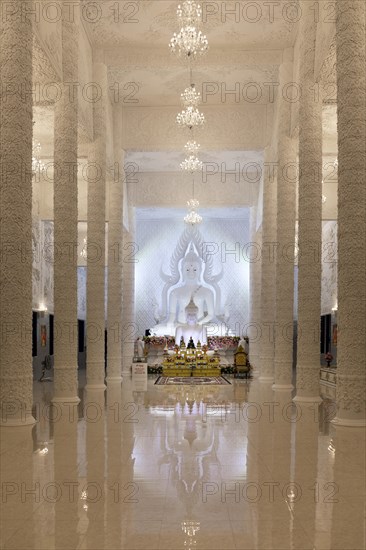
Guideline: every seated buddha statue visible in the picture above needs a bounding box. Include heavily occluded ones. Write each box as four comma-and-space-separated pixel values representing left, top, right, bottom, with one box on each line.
150, 245, 216, 338
175, 297, 207, 347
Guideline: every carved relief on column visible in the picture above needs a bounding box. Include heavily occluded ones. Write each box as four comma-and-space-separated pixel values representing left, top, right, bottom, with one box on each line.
274, 53, 297, 390
294, 1, 323, 402
122, 207, 136, 372
248, 206, 261, 376
107, 105, 124, 383
0, 3, 35, 424
86, 62, 108, 390
53, 1, 79, 402
259, 147, 277, 382
334, 0, 366, 425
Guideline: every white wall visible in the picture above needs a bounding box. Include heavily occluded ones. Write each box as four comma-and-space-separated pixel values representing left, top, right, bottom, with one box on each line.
135, 212, 251, 337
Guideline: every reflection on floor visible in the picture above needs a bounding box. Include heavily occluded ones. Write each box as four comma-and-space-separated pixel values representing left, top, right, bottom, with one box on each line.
1, 373, 365, 549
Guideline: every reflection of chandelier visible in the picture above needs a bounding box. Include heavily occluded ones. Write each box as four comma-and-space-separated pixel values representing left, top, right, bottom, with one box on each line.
170, 26, 208, 60
177, 106, 205, 129
180, 154, 202, 172
181, 84, 201, 107
181, 520, 200, 537
32, 139, 45, 174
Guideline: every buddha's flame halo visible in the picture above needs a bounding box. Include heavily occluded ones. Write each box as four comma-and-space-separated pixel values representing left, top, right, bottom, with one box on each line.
159, 226, 223, 321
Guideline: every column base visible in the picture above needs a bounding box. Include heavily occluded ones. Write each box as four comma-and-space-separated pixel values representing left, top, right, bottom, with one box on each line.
272, 383, 294, 391
331, 417, 366, 427
293, 395, 322, 403
85, 384, 107, 391
258, 376, 274, 383
0, 416, 37, 427
52, 396, 81, 404
106, 376, 122, 384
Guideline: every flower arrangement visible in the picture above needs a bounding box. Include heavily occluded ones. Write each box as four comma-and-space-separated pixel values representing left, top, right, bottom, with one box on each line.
143, 336, 176, 348
324, 352, 333, 366
207, 336, 240, 350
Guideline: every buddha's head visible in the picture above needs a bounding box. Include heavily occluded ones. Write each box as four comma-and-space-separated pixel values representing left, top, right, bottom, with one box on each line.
182, 245, 202, 282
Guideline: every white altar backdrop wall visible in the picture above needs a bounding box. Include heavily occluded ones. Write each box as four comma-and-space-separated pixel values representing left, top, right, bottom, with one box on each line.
135, 211, 251, 338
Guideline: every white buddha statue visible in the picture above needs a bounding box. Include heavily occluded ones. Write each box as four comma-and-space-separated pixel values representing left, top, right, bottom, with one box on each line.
175, 297, 207, 347
168, 247, 215, 327
150, 242, 224, 338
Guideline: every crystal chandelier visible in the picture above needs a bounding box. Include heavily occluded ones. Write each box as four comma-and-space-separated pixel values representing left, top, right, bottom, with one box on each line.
177, 0, 202, 25
184, 140, 200, 153
169, 26, 208, 60
80, 237, 87, 259
181, 84, 201, 107
32, 139, 45, 174
184, 210, 202, 225
176, 105, 205, 129
184, 198, 202, 225
187, 198, 199, 209
180, 154, 203, 172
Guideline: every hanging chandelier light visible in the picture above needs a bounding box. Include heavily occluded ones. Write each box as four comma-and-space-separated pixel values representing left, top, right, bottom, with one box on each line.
169, 26, 208, 60
184, 210, 203, 225
180, 154, 203, 172
184, 198, 202, 225
170, 1, 207, 59
184, 140, 200, 153
32, 139, 45, 174
181, 84, 201, 107
176, 105, 205, 129
177, 0, 202, 25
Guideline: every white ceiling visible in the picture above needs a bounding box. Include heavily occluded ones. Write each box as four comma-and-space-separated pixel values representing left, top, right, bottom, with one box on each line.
125, 150, 264, 172
31, 0, 338, 217
136, 206, 249, 220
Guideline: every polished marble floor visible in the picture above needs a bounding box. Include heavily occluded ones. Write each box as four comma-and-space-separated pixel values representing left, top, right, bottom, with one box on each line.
1, 373, 365, 550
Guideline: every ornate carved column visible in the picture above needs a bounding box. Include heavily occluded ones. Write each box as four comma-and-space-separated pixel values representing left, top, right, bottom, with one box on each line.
294, 1, 322, 403
106, 105, 124, 383
53, 1, 79, 403
333, 0, 366, 425
86, 60, 107, 390
0, 3, 35, 425
122, 206, 136, 372
259, 147, 277, 382
248, 206, 261, 376
273, 51, 297, 390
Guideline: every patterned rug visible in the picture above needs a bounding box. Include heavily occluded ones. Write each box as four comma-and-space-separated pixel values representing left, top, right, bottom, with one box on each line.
155, 376, 231, 386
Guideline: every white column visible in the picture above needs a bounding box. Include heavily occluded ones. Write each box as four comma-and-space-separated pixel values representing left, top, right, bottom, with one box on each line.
273, 52, 297, 390
86, 60, 107, 390
294, 1, 322, 403
107, 105, 124, 383
248, 207, 261, 377
122, 207, 136, 372
53, 1, 80, 403
259, 147, 277, 382
333, 0, 366, 426
0, 2, 35, 425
